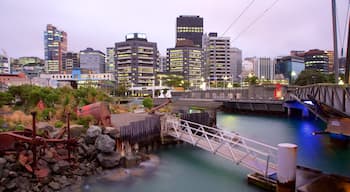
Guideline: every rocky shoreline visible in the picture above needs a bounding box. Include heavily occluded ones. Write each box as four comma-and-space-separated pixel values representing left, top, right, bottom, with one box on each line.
0, 125, 159, 192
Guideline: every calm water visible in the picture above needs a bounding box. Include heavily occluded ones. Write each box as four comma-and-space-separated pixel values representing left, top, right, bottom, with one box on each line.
84, 112, 350, 192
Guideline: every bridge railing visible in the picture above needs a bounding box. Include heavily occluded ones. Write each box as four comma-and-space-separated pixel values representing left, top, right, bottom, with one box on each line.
165, 116, 278, 176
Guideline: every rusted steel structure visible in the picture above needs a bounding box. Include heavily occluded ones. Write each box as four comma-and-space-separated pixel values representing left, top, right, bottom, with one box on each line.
77, 102, 112, 127
0, 112, 77, 177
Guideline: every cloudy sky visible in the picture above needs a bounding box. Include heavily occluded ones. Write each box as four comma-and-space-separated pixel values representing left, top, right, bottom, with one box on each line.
0, 0, 349, 59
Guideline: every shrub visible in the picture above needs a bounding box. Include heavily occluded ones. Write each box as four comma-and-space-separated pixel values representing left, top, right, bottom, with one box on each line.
142, 97, 154, 109
54, 120, 64, 128
76, 115, 94, 128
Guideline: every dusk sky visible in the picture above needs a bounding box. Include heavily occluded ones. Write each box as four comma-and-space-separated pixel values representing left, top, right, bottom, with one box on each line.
0, 0, 349, 59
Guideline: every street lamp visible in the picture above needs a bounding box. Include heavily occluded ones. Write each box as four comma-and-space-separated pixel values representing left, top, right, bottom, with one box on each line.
291, 71, 296, 85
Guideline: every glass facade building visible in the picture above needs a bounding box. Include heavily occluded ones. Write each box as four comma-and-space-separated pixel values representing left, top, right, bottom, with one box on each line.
304, 49, 329, 73
276, 56, 305, 83
44, 24, 67, 73
176, 15, 203, 48
79, 48, 105, 73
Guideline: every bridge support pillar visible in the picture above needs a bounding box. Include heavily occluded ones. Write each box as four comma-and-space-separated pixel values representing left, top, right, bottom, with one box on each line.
277, 143, 297, 192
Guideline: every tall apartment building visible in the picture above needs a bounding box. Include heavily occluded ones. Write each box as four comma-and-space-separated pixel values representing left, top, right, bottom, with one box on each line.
106, 47, 115, 73
115, 33, 158, 87
62, 52, 79, 72
167, 40, 204, 88
158, 56, 168, 72
79, 48, 105, 74
326, 50, 334, 72
44, 24, 67, 73
176, 15, 203, 48
203, 32, 232, 87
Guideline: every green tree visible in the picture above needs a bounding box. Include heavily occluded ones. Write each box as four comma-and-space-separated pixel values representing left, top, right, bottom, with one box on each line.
142, 97, 154, 109
0, 92, 13, 107
244, 76, 259, 85
294, 70, 331, 86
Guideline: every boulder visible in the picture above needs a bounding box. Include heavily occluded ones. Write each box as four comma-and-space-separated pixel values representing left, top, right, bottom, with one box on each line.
52, 160, 70, 174
85, 126, 102, 144
37, 122, 55, 132
95, 135, 115, 153
97, 152, 121, 169
70, 124, 85, 137
48, 181, 61, 191
0, 157, 7, 177
103, 126, 119, 139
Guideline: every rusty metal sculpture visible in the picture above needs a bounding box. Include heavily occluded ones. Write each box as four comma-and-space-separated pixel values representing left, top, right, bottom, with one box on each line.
77, 102, 112, 127
0, 112, 78, 178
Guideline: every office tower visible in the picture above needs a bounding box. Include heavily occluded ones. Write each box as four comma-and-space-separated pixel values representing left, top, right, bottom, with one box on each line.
176, 15, 203, 48
254, 57, 274, 80
304, 49, 329, 73
115, 33, 158, 87
203, 32, 232, 87
326, 50, 334, 72
275, 56, 305, 83
79, 48, 105, 73
106, 47, 115, 73
158, 55, 168, 72
44, 24, 67, 73
167, 40, 204, 88
62, 52, 79, 72
230, 47, 242, 82
0, 55, 9, 74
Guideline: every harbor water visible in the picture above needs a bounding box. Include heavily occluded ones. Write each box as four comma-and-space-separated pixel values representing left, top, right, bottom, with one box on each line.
84, 112, 350, 192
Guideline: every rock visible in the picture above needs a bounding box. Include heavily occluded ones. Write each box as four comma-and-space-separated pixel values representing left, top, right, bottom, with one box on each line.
0, 157, 7, 177
95, 135, 115, 153
8, 171, 17, 178
70, 124, 85, 137
85, 126, 102, 144
37, 122, 55, 132
17, 176, 31, 190
5, 178, 16, 190
97, 152, 121, 169
4, 154, 16, 163
122, 155, 139, 168
103, 126, 119, 139
48, 181, 61, 190
52, 160, 70, 174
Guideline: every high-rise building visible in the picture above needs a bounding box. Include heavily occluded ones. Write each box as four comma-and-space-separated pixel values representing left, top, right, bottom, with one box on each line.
158, 55, 168, 72
326, 50, 334, 72
106, 47, 115, 73
304, 49, 329, 73
0, 55, 10, 74
203, 32, 232, 87
115, 33, 158, 87
253, 57, 274, 80
44, 24, 67, 73
176, 15, 203, 48
230, 47, 242, 82
79, 48, 105, 73
167, 40, 204, 88
62, 52, 79, 72
275, 56, 305, 83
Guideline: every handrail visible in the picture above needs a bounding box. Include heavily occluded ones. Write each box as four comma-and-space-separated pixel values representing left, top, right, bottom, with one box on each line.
165, 116, 277, 176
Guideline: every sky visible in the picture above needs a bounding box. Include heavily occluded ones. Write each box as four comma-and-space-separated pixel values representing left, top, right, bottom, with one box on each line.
0, 0, 349, 59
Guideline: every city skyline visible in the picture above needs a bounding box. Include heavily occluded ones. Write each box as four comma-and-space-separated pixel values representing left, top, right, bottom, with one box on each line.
0, 0, 349, 59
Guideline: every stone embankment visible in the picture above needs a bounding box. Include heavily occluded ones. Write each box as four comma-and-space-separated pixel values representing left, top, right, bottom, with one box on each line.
0, 125, 152, 192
